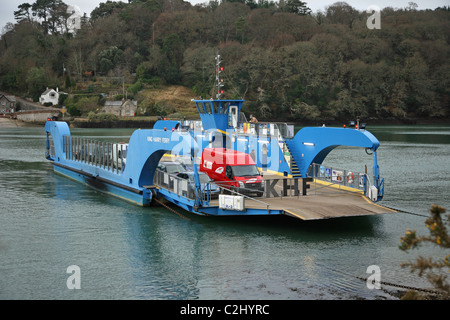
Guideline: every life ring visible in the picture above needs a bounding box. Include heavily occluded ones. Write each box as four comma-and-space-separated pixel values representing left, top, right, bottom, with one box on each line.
347, 172, 354, 184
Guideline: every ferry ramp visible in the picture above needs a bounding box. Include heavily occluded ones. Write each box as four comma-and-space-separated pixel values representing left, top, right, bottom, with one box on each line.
208, 175, 397, 221
151, 166, 396, 221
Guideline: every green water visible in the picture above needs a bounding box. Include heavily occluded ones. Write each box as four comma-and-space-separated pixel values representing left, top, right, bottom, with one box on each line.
0, 125, 449, 300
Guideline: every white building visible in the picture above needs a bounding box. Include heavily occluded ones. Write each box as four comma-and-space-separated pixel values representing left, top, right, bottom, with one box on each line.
66, 5, 83, 33
40, 88, 62, 106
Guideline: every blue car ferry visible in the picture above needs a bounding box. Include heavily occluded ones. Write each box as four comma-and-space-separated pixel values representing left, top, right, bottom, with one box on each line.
44, 57, 394, 220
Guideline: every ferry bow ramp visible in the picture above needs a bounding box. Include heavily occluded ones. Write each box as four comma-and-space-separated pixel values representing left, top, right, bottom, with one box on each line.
206, 177, 396, 221
276, 188, 396, 221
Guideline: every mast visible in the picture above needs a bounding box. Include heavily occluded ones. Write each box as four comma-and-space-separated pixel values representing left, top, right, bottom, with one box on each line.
215, 54, 224, 99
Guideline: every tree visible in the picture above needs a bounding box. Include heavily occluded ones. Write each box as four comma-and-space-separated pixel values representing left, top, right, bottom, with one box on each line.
399, 205, 449, 299
284, 0, 311, 15
235, 16, 247, 43
14, 3, 33, 23
325, 1, 358, 28
48, 1, 70, 35
98, 46, 124, 74
29, 0, 70, 34
32, 0, 53, 33
214, 2, 250, 43
90, 0, 128, 21
25, 67, 48, 101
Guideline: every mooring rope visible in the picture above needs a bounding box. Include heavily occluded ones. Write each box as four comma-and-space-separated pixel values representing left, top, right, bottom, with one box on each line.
317, 262, 445, 297
384, 205, 429, 218
153, 197, 191, 221
354, 275, 445, 296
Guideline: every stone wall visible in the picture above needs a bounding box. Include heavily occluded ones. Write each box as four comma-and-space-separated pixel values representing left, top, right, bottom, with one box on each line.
14, 110, 61, 122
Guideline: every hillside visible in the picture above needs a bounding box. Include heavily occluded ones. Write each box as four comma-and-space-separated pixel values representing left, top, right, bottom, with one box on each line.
1, 1, 449, 122
137, 85, 199, 119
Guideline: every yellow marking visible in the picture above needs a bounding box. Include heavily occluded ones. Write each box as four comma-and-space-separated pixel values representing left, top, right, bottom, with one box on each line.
284, 209, 306, 220
313, 179, 364, 194
217, 129, 228, 135
162, 153, 201, 161
361, 195, 398, 212
257, 167, 291, 177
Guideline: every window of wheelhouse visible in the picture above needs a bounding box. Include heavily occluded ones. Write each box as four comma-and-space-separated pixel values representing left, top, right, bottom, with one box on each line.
196, 102, 205, 114
213, 101, 220, 114
221, 102, 230, 115
203, 102, 212, 114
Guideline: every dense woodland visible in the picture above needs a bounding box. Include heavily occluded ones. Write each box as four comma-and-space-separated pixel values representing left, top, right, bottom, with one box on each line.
0, 0, 449, 122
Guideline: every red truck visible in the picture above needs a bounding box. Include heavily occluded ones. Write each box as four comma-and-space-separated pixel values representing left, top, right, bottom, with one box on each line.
200, 148, 264, 197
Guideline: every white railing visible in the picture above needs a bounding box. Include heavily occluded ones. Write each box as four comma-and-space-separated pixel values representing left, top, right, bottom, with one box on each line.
306, 163, 367, 192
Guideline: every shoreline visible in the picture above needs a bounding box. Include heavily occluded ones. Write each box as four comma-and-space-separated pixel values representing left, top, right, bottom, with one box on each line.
1, 116, 449, 129
0, 117, 35, 128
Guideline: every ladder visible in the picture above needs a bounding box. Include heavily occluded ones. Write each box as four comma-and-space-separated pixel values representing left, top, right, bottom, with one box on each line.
284, 142, 302, 178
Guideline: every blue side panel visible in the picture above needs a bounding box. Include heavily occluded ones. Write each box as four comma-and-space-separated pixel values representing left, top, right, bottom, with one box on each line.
45, 121, 200, 206
286, 127, 380, 177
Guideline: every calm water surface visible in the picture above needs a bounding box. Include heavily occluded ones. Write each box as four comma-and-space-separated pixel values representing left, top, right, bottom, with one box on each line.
0, 124, 449, 300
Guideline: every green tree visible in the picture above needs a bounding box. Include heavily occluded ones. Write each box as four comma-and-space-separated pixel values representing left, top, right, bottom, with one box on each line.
325, 1, 358, 28
31, 0, 69, 34
235, 16, 247, 43
284, 0, 311, 15
14, 3, 33, 22
90, 0, 128, 21
25, 67, 48, 101
399, 205, 449, 299
98, 46, 124, 74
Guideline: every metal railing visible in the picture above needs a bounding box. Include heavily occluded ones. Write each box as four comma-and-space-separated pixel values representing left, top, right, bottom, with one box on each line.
306, 163, 367, 192
153, 169, 315, 209
62, 135, 128, 174
154, 170, 221, 204
154, 170, 192, 198
235, 122, 294, 139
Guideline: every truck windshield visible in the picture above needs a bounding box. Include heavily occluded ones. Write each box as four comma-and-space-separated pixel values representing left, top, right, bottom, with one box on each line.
231, 165, 260, 177
166, 164, 185, 174
189, 173, 211, 184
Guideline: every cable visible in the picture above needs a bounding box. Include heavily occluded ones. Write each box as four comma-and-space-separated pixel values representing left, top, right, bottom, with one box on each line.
383, 205, 429, 218
317, 262, 445, 297
153, 197, 191, 221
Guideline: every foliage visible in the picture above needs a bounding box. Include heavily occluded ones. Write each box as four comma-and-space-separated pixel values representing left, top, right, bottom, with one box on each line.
87, 111, 118, 121
25, 67, 48, 101
62, 95, 101, 116
1, 0, 449, 121
399, 205, 450, 299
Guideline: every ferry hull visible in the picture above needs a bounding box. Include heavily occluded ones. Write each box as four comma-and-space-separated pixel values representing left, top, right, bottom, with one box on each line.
52, 163, 152, 207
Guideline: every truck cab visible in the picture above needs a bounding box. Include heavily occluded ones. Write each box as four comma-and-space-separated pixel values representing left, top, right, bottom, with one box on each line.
200, 148, 264, 196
